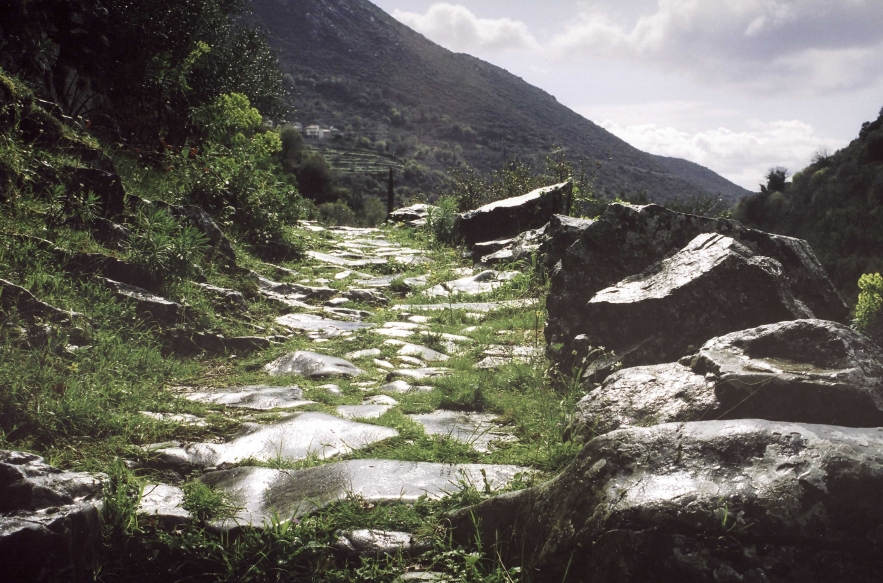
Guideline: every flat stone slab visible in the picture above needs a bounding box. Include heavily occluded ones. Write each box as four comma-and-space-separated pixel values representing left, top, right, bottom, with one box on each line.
335, 529, 427, 558
307, 250, 386, 267
150, 412, 398, 469
475, 345, 542, 369
386, 368, 452, 381
265, 351, 365, 378
346, 348, 382, 359
384, 340, 450, 362
183, 385, 314, 410
138, 483, 191, 526
336, 405, 391, 420
200, 460, 529, 529
409, 411, 516, 452
393, 299, 536, 313
140, 411, 207, 426
276, 313, 375, 338
425, 270, 519, 298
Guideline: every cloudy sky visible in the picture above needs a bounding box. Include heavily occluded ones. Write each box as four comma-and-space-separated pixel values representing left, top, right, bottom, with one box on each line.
371, 0, 883, 190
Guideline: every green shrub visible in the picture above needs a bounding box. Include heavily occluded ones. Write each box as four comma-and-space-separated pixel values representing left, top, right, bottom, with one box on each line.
124, 206, 208, 287
318, 200, 357, 226
855, 273, 883, 345
426, 195, 459, 243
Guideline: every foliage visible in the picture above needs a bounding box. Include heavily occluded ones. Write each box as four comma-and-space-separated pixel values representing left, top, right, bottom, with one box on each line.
425, 195, 459, 243
124, 206, 209, 288
318, 199, 357, 225
855, 273, 883, 345
0, 0, 284, 145
733, 108, 883, 298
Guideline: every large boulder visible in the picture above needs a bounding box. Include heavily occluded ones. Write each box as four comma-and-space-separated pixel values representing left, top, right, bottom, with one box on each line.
546, 203, 848, 360
687, 319, 883, 425
448, 420, 883, 583
0, 451, 104, 581
576, 320, 883, 434
565, 233, 813, 375
455, 181, 571, 246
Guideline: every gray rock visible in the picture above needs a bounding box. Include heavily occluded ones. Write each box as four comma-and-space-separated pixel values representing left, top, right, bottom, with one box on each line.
425, 270, 519, 298
184, 385, 314, 410
575, 363, 716, 435
386, 368, 451, 381
379, 380, 417, 394
536, 213, 595, 270
686, 319, 883, 427
388, 204, 435, 223
151, 412, 397, 469
265, 351, 365, 378
253, 273, 337, 304
393, 299, 536, 313
341, 288, 390, 306
103, 278, 188, 323
568, 233, 814, 376
196, 283, 248, 312
546, 203, 849, 361
455, 181, 571, 246
448, 420, 883, 583
0, 451, 104, 581
409, 411, 516, 452
140, 411, 207, 426
307, 250, 386, 267
336, 405, 391, 420
137, 483, 191, 526
386, 340, 450, 362
276, 313, 375, 338
0, 278, 80, 322
323, 307, 373, 321
159, 329, 271, 356
200, 460, 528, 529
346, 348, 383, 359
335, 529, 427, 558
475, 225, 548, 266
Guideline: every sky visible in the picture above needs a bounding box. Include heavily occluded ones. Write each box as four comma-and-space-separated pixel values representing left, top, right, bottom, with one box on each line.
370, 0, 883, 190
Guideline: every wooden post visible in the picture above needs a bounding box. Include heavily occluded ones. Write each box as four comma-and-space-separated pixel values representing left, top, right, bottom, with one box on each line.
386, 167, 395, 217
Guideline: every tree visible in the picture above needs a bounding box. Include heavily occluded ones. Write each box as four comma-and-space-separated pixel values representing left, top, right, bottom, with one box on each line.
760, 166, 789, 194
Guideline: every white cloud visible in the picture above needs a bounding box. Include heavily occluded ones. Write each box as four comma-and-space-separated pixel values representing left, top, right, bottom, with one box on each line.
547, 0, 883, 95
392, 3, 540, 56
598, 118, 843, 190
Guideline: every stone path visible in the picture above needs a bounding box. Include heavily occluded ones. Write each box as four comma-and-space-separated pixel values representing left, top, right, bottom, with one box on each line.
138, 222, 542, 538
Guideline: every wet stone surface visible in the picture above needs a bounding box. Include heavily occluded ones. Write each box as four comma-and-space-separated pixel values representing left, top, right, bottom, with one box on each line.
150, 412, 398, 469
408, 411, 516, 453
182, 385, 314, 410
200, 460, 529, 529
265, 351, 365, 378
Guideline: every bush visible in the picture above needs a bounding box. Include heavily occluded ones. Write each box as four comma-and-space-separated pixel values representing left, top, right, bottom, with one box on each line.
426, 195, 459, 243
318, 200, 356, 226
124, 206, 208, 288
855, 273, 883, 345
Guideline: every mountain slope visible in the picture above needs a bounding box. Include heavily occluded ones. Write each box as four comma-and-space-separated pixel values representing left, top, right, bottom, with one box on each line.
733, 108, 883, 299
248, 0, 747, 204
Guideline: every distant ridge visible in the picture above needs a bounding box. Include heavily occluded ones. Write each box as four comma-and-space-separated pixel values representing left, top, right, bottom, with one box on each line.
249, 0, 749, 205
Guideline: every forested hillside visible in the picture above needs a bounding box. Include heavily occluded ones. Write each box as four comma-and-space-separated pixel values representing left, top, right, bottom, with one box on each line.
733, 108, 883, 299
247, 0, 750, 206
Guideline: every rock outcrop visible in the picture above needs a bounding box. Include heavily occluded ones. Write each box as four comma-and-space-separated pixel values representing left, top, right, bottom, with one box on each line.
546, 203, 849, 362
565, 233, 814, 374
448, 420, 883, 583
0, 451, 104, 581
455, 181, 571, 246
577, 319, 883, 433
